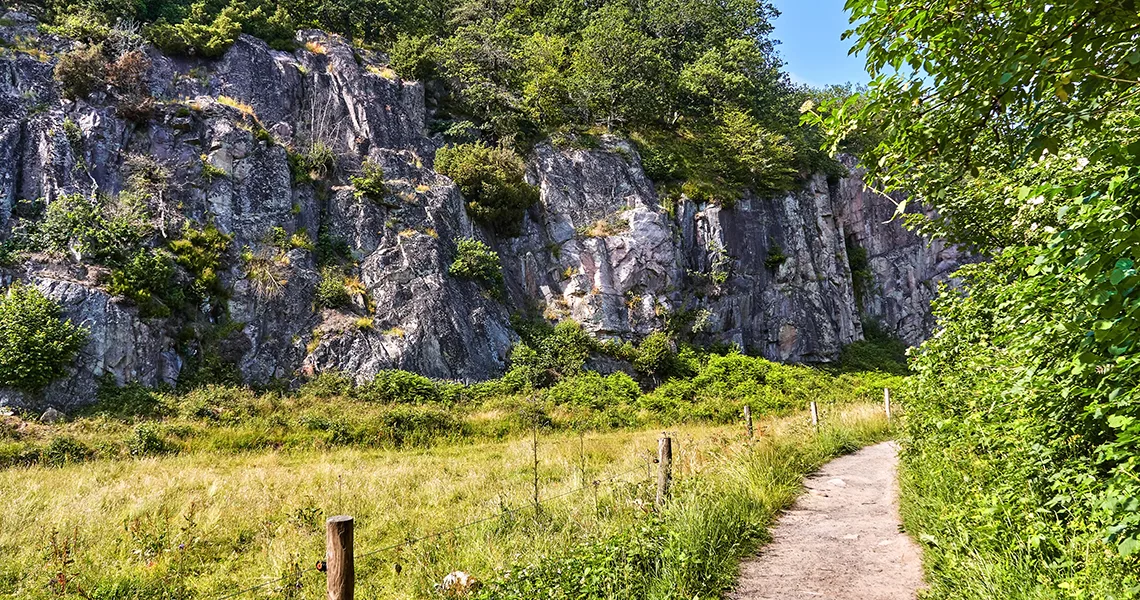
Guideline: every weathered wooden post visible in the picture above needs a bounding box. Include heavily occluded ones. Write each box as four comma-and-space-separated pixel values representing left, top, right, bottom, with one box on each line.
656, 435, 672, 508
326, 515, 354, 600
743, 405, 753, 440
532, 417, 540, 516
884, 388, 892, 423
810, 401, 819, 432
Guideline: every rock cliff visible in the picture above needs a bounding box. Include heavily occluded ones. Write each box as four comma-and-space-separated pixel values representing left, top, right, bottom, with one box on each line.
0, 13, 963, 408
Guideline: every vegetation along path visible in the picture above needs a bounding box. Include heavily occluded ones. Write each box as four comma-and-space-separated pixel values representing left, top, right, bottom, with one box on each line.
729, 442, 923, 600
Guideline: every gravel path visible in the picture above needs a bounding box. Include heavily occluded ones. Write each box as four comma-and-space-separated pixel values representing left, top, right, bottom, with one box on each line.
728, 442, 924, 600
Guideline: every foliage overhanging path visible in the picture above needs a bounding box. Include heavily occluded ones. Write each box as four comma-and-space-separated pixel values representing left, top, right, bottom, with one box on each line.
729, 442, 923, 600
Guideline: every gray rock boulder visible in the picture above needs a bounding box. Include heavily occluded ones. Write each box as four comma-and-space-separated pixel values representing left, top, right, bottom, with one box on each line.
40, 407, 65, 423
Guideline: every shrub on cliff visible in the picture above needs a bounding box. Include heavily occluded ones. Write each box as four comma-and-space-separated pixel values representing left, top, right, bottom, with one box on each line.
0, 282, 88, 393
108, 249, 176, 318
106, 49, 155, 121
53, 43, 107, 100
449, 237, 503, 288
351, 160, 389, 203
435, 143, 538, 237
169, 222, 232, 307
314, 267, 350, 309
34, 193, 152, 265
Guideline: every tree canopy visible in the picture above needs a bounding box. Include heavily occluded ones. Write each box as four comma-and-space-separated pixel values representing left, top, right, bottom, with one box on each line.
37, 0, 841, 201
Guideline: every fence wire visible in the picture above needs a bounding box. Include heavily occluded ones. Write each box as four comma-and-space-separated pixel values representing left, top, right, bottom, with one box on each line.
355, 463, 648, 560
212, 454, 652, 599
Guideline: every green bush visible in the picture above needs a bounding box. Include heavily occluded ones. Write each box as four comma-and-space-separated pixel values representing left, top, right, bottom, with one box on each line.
448, 238, 503, 288
86, 377, 172, 420
126, 423, 170, 456
288, 142, 335, 184
351, 160, 389, 203
175, 384, 257, 422
109, 249, 176, 317
389, 33, 436, 81
168, 222, 232, 306
42, 8, 112, 43
147, 2, 243, 58
435, 143, 538, 236
43, 436, 94, 466
764, 244, 787, 271
837, 320, 908, 375
380, 405, 463, 446
35, 194, 151, 265
505, 319, 596, 389
0, 282, 88, 393
298, 371, 356, 398
147, 0, 295, 56
314, 267, 350, 309
358, 370, 441, 404
633, 332, 690, 378
544, 371, 640, 410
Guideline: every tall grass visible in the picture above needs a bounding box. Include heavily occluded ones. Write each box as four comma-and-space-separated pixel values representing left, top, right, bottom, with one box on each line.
478, 404, 892, 599
898, 440, 1139, 599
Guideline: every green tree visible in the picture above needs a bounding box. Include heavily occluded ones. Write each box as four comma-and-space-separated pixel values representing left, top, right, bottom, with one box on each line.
570, 5, 671, 129
0, 283, 88, 393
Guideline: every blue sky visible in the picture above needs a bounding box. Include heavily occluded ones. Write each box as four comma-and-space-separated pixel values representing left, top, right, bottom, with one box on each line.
770, 0, 868, 87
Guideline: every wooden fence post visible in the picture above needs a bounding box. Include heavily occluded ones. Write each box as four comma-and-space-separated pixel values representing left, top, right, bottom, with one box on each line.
743, 405, 753, 440
810, 401, 819, 432
884, 388, 892, 423
656, 435, 672, 508
326, 515, 354, 600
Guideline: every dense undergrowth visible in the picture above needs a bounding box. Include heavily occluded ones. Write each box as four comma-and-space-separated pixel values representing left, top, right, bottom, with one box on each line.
0, 334, 902, 468
810, 1, 1140, 596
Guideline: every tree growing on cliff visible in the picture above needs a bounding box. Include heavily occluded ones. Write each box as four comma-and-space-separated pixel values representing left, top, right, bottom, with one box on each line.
0, 283, 88, 393
448, 237, 503, 289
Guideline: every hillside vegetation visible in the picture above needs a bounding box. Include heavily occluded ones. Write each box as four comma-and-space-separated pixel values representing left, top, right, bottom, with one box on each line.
31, 0, 845, 204
808, 0, 1140, 595
1, 326, 902, 466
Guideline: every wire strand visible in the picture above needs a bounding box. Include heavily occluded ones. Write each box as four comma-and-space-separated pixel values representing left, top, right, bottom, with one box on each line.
355, 463, 648, 561
212, 574, 290, 600
214, 453, 658, 597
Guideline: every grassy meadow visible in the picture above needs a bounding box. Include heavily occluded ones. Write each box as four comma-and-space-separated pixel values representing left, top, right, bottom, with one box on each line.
1, 398, 894, 599
0, 339, 907, 599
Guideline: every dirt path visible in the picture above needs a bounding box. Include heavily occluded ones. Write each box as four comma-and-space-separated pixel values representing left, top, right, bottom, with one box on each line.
728, 441, 924, 600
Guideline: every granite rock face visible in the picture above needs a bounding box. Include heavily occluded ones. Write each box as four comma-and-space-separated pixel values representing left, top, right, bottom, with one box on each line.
0, 13, 963, 409
833, 157, 969, 346
504, 140, 864, 364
